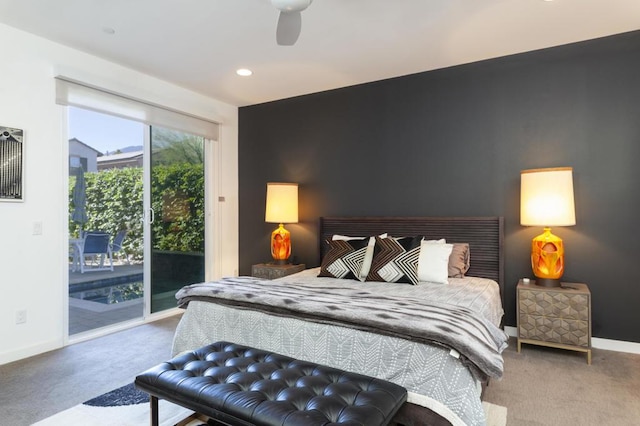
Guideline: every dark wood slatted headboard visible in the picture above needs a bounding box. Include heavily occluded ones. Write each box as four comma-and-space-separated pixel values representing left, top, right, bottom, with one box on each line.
319, 216, 504, 297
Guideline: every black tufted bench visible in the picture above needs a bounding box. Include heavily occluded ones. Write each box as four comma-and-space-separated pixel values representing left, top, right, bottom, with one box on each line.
135, 341, 407, 426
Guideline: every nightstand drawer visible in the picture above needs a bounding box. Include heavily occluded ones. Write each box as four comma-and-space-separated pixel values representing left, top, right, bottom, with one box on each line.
518, 314, 590, 347
519, 289, 589, 321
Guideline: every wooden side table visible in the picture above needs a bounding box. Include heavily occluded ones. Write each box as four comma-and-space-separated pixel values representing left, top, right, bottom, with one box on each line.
517, 279, 592, 364
251, 263, 306, 280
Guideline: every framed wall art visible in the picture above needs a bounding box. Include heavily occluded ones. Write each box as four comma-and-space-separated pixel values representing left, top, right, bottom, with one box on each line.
0, 126, 24, 202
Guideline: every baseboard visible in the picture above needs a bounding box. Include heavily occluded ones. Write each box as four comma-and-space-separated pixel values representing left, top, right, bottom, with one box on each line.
0, 339, 62, 366
504, 326, 640, 355
2, 310, 185, 365
591, 337, 640, 354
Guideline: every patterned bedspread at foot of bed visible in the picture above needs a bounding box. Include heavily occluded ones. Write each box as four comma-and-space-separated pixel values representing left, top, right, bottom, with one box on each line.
176, 276, 507, 382
173, 301, 490, 426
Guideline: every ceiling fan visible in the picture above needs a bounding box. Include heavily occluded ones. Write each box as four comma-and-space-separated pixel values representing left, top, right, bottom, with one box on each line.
270, 0, 314, 46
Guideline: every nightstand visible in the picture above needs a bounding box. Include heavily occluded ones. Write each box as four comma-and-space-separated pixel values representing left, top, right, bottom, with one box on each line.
517, 279, 592, 364
251, 263, 306, 280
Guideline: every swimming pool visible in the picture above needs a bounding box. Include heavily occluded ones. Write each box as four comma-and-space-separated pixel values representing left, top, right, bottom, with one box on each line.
69, 273, 143, 305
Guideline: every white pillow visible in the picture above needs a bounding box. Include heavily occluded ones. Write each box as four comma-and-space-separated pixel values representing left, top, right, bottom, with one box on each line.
332, 233, 388, 241
417, 241, 453, 284
332, 233, 387, 281
422, 238, 446, 244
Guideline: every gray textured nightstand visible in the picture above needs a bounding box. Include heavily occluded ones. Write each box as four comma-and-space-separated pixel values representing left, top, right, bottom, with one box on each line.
251, 263, 306, 280
517, 279, 592, 364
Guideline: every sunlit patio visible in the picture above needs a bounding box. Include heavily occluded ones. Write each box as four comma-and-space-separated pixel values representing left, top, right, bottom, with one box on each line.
69, 263, 144, 335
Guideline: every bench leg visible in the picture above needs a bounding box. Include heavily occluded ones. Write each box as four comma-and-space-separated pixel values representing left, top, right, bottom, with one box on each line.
150, 395, 159, 426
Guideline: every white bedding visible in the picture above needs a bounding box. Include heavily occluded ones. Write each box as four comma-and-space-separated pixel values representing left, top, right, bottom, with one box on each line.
171, 268, 506, 426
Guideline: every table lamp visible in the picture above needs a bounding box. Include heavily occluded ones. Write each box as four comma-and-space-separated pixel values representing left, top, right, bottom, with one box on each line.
520, 167, 576, 287
265, 182, 298, 264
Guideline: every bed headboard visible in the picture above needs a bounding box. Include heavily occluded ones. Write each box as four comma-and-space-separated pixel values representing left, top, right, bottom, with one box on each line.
319, 216, 504, 296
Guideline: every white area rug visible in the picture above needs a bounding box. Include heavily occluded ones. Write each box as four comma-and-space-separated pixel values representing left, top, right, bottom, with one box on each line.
33, 383, 508, 425
32, 401, 199, 426
32, 383, 199, 426
483, 401, 508, 426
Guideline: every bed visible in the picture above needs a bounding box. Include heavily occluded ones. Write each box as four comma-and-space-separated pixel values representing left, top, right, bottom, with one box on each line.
172, 217, 508, 426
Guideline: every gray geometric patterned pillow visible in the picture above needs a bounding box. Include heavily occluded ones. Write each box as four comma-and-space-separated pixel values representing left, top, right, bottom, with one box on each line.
318, 238, 370, 280
365, 236, 423, 285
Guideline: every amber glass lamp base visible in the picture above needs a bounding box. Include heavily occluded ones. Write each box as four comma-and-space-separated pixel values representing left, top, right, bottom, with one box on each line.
271, 223, 291, 264
531, 227, 564, 288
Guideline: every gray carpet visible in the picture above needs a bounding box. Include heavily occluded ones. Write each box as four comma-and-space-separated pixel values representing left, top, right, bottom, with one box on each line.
0, 315, 182, 425
0, 316, 638, 426
483, 338, 640, 425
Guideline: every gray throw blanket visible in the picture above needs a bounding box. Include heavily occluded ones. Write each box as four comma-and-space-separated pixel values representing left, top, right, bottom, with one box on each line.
176, 276, 508, 381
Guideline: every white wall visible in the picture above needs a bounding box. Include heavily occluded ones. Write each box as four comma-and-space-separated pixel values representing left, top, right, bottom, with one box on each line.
0, 24, 239, 365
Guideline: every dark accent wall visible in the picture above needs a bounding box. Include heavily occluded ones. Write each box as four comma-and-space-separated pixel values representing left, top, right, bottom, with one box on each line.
239, 30, 640, 343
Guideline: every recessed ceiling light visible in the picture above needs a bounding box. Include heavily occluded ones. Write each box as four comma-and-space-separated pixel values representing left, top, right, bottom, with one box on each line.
236, 68, 253, 77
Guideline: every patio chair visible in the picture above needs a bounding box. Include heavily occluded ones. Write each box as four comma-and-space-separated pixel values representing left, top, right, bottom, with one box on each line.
111, 229, 130, 265
80, 231, 114, 273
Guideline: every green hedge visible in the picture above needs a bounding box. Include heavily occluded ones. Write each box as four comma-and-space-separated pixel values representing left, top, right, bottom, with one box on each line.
69, 164, 204, 259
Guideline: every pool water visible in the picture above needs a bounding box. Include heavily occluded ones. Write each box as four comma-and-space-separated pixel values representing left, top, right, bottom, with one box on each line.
70, 281, 143, 305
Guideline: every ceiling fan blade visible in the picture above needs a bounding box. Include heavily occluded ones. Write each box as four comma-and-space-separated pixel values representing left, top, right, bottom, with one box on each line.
276, 11, 302, 46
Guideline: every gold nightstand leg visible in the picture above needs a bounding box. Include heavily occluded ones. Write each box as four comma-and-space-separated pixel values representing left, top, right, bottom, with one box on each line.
517, 339, 521, 353
587, 349, 592, 365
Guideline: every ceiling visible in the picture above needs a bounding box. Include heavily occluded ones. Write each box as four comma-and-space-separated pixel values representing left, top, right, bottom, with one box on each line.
0, 0, 639, 107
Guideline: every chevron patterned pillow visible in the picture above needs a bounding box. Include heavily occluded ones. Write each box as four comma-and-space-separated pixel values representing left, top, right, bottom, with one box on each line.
366, 236, 423, 285
318, 238, 371, 280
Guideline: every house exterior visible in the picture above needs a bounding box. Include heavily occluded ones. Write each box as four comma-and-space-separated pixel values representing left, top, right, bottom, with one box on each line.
97, 150, 143, 170
68, 137, 101, 172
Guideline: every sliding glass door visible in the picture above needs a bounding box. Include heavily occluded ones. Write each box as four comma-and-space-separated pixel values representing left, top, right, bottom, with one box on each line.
68, 108, 210, 335
147, 126, 206, 313
68, 108, 145, 335
59, 77, 219, 339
